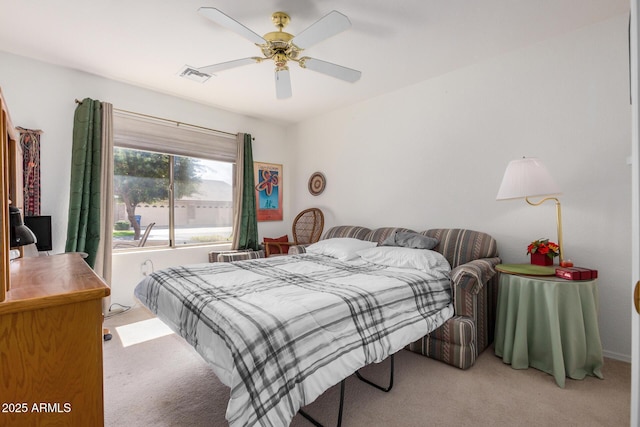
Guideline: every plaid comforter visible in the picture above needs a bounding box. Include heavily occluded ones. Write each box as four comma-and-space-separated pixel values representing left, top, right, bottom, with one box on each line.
134, 253, 453, 426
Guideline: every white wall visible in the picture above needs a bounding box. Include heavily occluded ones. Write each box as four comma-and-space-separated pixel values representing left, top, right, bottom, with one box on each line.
0, 51, 292, 307
2, 13, 632, 360
288, 15, 631, 360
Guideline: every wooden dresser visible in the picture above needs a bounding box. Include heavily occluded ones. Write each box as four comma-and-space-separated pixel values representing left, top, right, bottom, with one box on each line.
0, 253, 110, 426
1, 86, 18, 301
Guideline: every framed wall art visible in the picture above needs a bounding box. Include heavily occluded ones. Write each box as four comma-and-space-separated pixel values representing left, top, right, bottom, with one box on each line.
254, 162, 283, 221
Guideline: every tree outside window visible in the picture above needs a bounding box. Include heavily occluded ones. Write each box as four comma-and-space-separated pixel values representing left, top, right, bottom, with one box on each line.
112, 147, 233, 248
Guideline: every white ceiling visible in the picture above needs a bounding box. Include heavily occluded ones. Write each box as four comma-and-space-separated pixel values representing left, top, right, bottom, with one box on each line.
0, 0, 629, 125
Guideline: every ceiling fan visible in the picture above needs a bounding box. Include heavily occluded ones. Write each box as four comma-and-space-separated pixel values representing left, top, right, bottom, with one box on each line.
184, 8, 362, 99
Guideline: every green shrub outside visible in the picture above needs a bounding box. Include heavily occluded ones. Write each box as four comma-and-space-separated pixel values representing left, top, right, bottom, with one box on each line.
114, 220, 130, 231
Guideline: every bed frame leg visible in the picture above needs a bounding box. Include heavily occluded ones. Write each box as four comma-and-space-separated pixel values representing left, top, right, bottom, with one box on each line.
298, 354, 394, 426
299, 379, 345, 427
355, 354, 394, 392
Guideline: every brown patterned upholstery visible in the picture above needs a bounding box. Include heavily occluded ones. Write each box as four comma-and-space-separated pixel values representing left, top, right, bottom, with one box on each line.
422, 228, 499, 268
364, 227, 415, 245
292, 225, 500, 369
406, 316, 476, 370
217, 250, 265, 262
323, 225, 371, 240
289, 226, 371, 254
408, 229, 500, 369
209, 249, 264, 262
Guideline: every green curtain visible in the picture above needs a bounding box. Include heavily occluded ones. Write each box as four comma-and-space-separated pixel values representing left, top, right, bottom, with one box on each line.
65, 98, 103, 267
236, 134, 259, 250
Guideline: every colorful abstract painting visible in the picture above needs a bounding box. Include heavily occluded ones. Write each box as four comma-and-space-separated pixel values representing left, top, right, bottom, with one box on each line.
254, 162, 283, 221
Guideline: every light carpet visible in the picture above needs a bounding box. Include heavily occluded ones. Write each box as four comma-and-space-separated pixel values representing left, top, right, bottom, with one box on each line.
103, 306, 631, 427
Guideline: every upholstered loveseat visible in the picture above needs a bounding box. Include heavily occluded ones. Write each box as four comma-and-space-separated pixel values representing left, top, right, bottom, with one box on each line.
289, 226, 501, 370
209, 248, 265, 263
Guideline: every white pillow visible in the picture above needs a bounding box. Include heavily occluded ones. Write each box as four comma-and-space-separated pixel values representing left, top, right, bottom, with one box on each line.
356, 246, 450, 272
306, 238, 377, 261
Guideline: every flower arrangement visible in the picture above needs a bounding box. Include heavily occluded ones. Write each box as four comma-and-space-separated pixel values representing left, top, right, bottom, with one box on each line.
527, 238, 560, 259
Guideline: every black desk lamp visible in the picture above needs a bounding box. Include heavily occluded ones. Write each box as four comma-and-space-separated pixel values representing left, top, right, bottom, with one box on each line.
9, 206, 37, 256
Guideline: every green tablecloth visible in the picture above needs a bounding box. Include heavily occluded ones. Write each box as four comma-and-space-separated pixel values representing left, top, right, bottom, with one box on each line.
494, 274, 604, 387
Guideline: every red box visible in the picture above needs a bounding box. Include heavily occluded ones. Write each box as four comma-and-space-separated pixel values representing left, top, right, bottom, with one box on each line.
575, 267, 598, 279
555, 267, 598, 280
556, 267, 582, 280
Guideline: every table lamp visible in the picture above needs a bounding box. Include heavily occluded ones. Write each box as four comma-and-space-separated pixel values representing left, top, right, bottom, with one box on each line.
9, 206, 37, 257
496, 157, 565, 262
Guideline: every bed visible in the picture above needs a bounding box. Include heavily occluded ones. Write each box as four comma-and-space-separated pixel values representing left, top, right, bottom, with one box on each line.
289, 226, 501, 371
134, 233, 456, 426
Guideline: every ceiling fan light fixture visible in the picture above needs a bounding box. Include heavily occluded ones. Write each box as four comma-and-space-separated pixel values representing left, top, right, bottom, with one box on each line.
196, 8, 361, 98
273, 52, 289, 68
262, 32, 294, 45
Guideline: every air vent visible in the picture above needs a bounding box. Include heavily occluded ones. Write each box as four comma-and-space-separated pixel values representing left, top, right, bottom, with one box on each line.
178, 65, 211, 83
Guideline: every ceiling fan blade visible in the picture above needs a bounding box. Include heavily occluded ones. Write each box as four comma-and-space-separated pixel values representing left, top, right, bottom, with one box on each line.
197, 57, 261, 75
275, 69, 292, 99
299, 57, 361, 83
198, 7, 265, 45
293, 10, 351, 49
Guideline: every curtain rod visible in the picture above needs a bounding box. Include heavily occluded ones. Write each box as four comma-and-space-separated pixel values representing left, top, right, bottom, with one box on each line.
74, 98, 238, 138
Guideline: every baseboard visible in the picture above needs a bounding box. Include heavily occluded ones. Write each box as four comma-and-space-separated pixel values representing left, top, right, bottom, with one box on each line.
603, 349, 631, 363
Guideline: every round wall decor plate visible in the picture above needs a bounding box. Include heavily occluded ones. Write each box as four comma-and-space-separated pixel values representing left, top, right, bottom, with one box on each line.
308, 172, 326, 196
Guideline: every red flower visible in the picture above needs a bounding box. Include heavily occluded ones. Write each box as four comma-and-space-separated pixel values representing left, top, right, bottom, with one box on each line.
527, 238, 559, 258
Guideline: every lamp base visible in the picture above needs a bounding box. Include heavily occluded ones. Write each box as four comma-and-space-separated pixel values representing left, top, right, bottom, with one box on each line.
531, 252, 553, 266
9, 246, 24, 259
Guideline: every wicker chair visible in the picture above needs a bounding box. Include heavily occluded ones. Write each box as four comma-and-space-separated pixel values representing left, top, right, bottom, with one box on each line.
264, 208, 324, 257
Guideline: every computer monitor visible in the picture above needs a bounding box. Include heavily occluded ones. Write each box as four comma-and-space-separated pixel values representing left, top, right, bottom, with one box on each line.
24, 215, 52, 252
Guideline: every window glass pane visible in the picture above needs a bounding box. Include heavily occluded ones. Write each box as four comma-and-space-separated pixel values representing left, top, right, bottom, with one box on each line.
174, 156, 233, 245
113, 147, 170, 249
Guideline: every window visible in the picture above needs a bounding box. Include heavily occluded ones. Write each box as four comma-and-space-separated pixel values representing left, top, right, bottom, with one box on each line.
112, 111, 236, 250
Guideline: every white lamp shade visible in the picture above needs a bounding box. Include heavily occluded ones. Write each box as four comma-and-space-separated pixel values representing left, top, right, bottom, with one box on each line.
496, 158, 561, 200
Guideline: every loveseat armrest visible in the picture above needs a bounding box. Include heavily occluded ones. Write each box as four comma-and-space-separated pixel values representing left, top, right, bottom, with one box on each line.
209, 249, 251, 262
450, 256, 501, 295
217, 249, 265, 262
288, 244, 310, 255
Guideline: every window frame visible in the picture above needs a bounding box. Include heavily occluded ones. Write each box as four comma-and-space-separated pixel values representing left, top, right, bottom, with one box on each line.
112, 110, 237, 250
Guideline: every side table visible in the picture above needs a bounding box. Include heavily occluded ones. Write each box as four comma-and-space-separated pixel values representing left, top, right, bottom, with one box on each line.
494, 264, 604, 388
